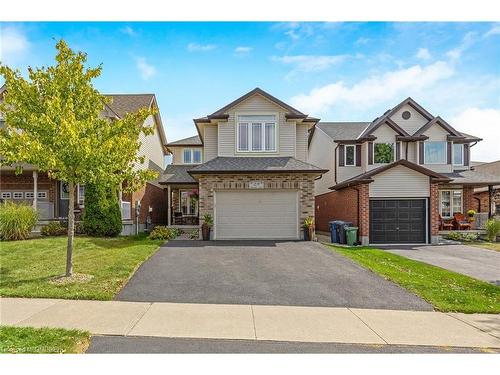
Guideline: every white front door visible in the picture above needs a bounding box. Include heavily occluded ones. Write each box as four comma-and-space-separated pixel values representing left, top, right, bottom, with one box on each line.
214, 190, 299, 240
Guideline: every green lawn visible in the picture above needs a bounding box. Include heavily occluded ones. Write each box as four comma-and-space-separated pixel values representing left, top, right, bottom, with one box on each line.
327, 245, 500, 314
0, 326, 90, 354
0, 235, 163, 300
469, 242, 500, 252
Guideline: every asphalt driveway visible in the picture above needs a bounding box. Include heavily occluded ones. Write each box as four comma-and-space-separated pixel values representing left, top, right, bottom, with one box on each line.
381, 245, 500, 285
116, 240, 431, 310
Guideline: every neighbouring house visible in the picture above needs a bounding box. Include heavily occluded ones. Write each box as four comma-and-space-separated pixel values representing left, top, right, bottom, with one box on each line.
0, 84, 169, 234
308, 97, 500, 245
472, 160, 500, 216
160, 87, 326, 240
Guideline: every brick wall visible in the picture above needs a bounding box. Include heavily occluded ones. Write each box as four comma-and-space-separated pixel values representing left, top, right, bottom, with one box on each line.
357, 184, 369, 239
0, 171, 57, 203
315, 188, 359, 232
130, 182, 168, 225
197, 173, 316, 229
463, 186, 475, 214
430, 181, 440, 236
474, 191, 489, 212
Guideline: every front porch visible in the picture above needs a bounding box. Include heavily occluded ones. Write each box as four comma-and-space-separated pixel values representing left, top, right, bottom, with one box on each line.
165, 184, 200, 227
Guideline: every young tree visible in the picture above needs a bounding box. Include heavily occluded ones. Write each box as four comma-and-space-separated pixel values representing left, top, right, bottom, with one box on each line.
0, 40, 157, 276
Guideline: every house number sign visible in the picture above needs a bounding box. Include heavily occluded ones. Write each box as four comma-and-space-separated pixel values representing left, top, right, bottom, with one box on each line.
249, 181, 264, 189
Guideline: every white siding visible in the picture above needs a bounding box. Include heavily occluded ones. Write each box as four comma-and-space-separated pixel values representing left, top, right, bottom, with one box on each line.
217, 94, 296, 157
295, 123, 308, 161
203, 124, 217, 161
170, 146, 203, 165
421, 123, 453, 173
308, 128, 335, 195
390, 103, 429, 135
369, 165, 430, 198
135, 114, 165, 170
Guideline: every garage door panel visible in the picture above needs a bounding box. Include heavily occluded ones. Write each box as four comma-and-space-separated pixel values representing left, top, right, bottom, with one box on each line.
215, 190, 299, 240
370, 199, 426, 244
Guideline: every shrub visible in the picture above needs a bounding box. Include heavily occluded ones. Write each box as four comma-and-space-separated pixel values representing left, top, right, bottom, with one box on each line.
82, 183, 122, 237
189, 229, 199, 240
202, 213, 213, 227
149, 226, 179, 241
41, 221, 67, 236
485, 219, 500, 242
446, 231, 479, 242
0, 201, 38, 241
304, 216, 314, 228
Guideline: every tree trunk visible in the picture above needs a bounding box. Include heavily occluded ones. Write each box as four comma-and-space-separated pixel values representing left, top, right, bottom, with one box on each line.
65, 182, 75, 277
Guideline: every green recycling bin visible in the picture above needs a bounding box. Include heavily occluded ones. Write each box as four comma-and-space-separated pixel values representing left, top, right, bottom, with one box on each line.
345, 227, 358, 246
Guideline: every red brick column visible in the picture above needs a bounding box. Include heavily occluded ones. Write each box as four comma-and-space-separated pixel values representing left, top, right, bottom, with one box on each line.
356, 184, 370, 245
463, 186, 475, 214
430, 182, 440, 238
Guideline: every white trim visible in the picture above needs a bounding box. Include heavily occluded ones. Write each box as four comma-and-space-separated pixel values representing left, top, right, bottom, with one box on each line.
182, 148, 203, 164
423, 141, 447, 165
439, 189, 463, 218
373, 142, 395, 165
12, 192, 24, 199
452, 143, 464, 166
235, 112, 279, 154
344, 144, 356, 166
1, 192, 12, 199
179, 189, 198, 216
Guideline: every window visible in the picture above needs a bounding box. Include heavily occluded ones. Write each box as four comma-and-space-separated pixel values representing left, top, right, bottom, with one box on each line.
25, 192, 35, 199
402, 111, 411, 120
374, 143, 394, 164
183, 149, 202, 164
37, 191, 48, 200
13, 192, 24, 199
180, 190, 198, 216
453, 143, 464, 166
440, 190, 462, 218
78, 185, 85, 206
424, 141, 446, 164
1, 192, 12, 199
237, 115, 277, 152
345, 145, 356, 166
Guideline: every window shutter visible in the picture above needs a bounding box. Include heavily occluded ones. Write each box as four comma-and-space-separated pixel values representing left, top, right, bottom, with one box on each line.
419, 142, 424, 164
368, 142, 373, 165
447, 142, 452, 164
338, 144, 345, 167
464, 143, 470, 166
355, 145, 361, 166
396, 142, 401, 160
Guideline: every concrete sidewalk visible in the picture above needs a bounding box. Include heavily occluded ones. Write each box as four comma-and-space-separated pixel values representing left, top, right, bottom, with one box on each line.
1, 297, 499, 348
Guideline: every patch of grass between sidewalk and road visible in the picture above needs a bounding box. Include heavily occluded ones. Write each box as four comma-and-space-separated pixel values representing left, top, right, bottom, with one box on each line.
0, 326, 90, 354
327, 245, 500, 314
0, 235, 163, 300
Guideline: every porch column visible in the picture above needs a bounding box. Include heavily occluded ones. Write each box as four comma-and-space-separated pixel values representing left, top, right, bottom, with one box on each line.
167, 185, 171, 226
32, 170, 38, 210
489, 185, 493, 218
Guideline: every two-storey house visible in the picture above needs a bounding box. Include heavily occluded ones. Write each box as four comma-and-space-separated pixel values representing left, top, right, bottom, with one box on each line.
309, 97, 500, 245
0, 84, 169, 234
160, 88, 326, 240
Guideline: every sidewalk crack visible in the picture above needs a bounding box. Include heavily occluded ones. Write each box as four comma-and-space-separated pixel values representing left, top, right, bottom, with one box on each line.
250, 305, 257, 340
446, 313, 500, 340
348, 308, 388, 345
125, 302, 153, 336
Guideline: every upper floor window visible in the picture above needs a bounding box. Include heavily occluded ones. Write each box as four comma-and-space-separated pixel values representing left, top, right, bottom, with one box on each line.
373, 143, 394, 164
453, 143, 464, 166
183, 148, 202, 164
424, 141, 446, 164
345, 145, 356, 166
237, 115, 276, 152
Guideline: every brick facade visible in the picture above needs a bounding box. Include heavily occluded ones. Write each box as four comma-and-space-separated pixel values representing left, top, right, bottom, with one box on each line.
463, 186, 475, 214
430, 182, 440, 238
197, 173, 316, 235
0, 171, 57, 203
128, 182, 168, 226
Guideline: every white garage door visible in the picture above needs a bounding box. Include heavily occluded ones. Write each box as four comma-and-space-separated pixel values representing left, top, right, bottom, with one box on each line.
214, 190, 299, 240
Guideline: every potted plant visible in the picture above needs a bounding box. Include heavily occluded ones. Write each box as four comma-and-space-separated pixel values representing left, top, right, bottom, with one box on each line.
467, 209, 476, 223
201, 213, 213, 241
303, 216, 314, 241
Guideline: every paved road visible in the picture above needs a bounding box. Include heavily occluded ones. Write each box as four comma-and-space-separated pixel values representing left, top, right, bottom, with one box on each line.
116, 240, 432, 310
381, 245, 500, 285
87, 336, 497, 353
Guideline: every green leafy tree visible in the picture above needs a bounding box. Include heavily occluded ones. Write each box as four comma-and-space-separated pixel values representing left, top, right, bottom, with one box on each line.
82, 182, 122, 237
0, 40, 158, 276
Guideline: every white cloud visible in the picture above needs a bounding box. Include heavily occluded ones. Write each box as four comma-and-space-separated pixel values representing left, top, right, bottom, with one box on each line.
135, 57, 156, 80
355, 37, 370, 45
416, 48, 432, 61
484, 24, 500, 38
234, 46, 252, 55
273, 54, 349, 73
446, 32, 476, 60
450, 108, 500, 162
290, 60, 454, 114
187, 43, 216, 52
0, 26, 30, 63
120, 26, 137, 36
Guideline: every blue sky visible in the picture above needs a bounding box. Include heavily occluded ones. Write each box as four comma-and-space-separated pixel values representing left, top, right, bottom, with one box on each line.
1, 22, 499, 161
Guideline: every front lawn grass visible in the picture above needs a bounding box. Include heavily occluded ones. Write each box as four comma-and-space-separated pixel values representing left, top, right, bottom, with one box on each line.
0, 326, 90, 354
327, 245, 500, 314
0, 235, 163, 300
469, 242, 500, 252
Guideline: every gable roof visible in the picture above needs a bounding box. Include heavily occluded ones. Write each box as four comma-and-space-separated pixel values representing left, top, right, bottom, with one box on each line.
413, 116, 463, 137
330, 159, 451, 190
194, 87, 319, 124
442, 168, 500, 186
105, 94, 155, 117
316, 122, 371, 141
472, 160, 500, 175
166, 135, 202, 147
159, 164, 198, 184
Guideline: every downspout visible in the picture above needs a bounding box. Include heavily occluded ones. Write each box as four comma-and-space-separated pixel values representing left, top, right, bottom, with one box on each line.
334, 144, 339, 184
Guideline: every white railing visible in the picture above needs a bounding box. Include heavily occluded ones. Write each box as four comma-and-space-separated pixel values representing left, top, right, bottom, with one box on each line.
121, 201, 131, 221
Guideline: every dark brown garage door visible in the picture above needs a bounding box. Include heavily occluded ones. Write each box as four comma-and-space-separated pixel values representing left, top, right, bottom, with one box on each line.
370, 199, 426, 244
